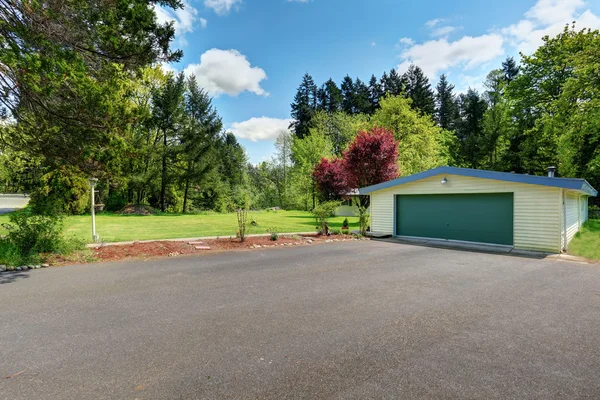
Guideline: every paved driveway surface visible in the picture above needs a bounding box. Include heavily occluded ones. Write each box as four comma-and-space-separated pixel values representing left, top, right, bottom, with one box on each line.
1, 241, 599, 399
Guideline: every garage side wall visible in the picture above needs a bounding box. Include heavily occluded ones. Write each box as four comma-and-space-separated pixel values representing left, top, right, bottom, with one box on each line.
563, 192, 587, 248
370, 174, 562, 253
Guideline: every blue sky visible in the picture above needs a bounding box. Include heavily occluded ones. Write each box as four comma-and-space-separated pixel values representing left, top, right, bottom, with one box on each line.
156, 0, 600, 164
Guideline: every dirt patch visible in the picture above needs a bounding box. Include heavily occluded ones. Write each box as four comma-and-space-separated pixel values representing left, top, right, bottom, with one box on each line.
117, 204, 156, 215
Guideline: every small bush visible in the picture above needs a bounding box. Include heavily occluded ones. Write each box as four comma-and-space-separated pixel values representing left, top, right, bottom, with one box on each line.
330, 228, 341, 235
236, 208, 249, 242
3, 211, 65, 256
312, 201, 341, 235
105, 191, 128, 212
0, 211, 83, 266
342, 218, 349, 229
267, 227, 278, 241
341, 229, 350, 235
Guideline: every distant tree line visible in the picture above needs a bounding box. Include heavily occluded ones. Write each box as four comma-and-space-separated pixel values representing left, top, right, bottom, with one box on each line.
286, 25, 600, 202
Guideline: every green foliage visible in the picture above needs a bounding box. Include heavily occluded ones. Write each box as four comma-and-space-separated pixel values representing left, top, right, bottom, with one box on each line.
370, 95, 452, 175
236, 208, 249, 242
312, 201, 341, 234
105, 191, 128, 212
341, 229, 350, 235
267, 227, 279, 241
29, 167, 89, 215
342, 218, 349, 229
330, 228, 341, 235
357, 206, 370, 236
0, 211, 83, 265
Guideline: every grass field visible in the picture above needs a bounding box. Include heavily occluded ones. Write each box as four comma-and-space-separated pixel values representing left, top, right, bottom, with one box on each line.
0, 210, 359, 243
569, 219, 600, 260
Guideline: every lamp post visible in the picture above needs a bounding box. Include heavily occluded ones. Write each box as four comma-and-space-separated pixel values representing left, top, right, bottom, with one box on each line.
88, 178, 99, 243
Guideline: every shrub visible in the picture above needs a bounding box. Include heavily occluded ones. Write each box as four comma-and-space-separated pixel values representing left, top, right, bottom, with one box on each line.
105, 191, 128, 212
236, 208, 249, 242
312, 201, 341, 235
358, 206, 370, 236
342, 218, 349, 229
3, 211, 65, 256
342, 229, 350, 235
330, 228, 341, 235
0, 211, 83, 266
29, 166, 89, 215
267, 227, 278, 241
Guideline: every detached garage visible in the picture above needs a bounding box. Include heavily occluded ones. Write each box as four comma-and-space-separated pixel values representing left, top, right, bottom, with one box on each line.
359, 167, 597, 253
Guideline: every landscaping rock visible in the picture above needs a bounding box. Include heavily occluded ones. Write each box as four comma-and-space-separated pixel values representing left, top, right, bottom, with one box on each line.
0, 265, 6, 272
195, 246, 211, 250
15, 267, 21, 271
35, 265, 41, 269
6, 266, 14, 272
306, 240, 313, 244
20, 266, 28, 271
41, 263, 50, 268
188, 241, 204, 245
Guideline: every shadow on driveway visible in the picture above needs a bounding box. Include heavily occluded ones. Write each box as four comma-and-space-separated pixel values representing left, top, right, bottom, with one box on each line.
373, 237, 553, 260
0, 271, 30, 285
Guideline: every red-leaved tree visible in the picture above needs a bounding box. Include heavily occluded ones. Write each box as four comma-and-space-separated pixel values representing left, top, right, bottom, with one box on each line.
312, 158, 350, 201
312, 127, 399, 234
344, 127, 399, 208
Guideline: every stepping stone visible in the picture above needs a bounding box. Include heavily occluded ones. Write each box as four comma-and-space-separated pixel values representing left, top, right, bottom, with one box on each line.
188, 241, 205, 245
195, 246, 211, 250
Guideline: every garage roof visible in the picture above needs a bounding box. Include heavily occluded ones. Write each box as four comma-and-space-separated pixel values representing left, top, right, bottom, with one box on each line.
359, 166, 598, 196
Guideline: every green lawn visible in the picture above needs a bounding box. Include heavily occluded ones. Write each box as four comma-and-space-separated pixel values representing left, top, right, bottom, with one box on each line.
0, 210, 358, 243
569, 219, 600, 260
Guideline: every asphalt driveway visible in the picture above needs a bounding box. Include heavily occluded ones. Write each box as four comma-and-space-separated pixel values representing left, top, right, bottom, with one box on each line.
1, 241, 600, 399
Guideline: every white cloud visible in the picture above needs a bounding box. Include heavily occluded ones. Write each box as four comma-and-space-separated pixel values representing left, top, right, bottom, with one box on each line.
154, 1, 199, 45
204, 0, 242, 15
431, 26, 457, 37
425, 18, 445, 28
199, 18, 208, 28
502, 0, 600, 53
397, 34, 505, 78
398, 37, 415, 46
397, 0, 600, 82
229, 117, 292, 142
183, 49, 268, 97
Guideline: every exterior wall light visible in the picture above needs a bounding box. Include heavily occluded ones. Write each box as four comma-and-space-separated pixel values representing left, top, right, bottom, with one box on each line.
441, 177, 448, 185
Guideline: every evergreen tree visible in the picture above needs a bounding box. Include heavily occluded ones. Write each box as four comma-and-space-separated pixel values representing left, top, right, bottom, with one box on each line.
368, 74, 384, 113
455, 89, 488, 168
341, 75, 355, 114
151, 72, 186, 212
290, 73, 318, 139
317, 78, 343, 113
403, 65, 435, 115
180, 75, 223, 213
435, 74, 459, 131
502, 57, 520, 84
381, 69, 403, 96
353, 78, 371, 114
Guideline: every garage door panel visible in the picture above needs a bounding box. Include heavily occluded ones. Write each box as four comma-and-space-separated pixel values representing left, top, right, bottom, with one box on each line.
396, 193, 514, 245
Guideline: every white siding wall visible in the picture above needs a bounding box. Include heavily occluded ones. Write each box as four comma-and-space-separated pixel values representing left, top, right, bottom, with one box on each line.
370, 174, 562, 253
562, 192, 587, 249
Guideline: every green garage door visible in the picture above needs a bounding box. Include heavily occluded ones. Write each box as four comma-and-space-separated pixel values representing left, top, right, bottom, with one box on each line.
395, 193, 514, 245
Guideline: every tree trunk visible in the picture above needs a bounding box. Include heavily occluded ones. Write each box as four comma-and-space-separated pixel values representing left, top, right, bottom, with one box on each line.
160, 131, 167, 212
182, 161, 191, 214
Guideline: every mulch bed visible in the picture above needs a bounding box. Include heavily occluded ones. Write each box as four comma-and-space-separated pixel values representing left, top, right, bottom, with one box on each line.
48, 234, 363, 266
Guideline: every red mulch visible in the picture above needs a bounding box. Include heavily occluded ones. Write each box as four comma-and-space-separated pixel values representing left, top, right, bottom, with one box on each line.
70, 234, 357, 264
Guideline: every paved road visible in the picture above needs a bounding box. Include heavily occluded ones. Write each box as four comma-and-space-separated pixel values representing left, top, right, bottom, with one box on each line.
1, 241, 600, 399
0, 195, 29, 215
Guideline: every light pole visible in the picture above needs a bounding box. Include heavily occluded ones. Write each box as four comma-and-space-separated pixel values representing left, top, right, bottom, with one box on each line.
88, 178, 99, 243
